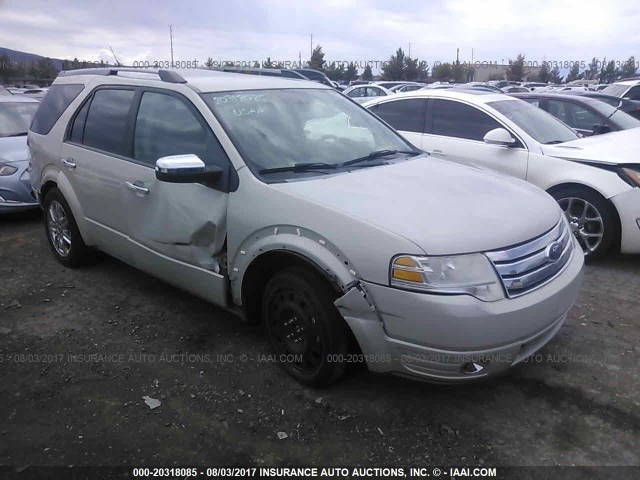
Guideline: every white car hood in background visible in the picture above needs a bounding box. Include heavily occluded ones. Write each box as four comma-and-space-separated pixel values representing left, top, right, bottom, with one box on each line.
0, 136, 29, 163
274, 156, 561, 255
543, 128, 640, 165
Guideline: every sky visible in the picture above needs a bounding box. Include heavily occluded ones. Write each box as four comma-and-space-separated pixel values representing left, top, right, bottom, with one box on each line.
1, 0, 639, 71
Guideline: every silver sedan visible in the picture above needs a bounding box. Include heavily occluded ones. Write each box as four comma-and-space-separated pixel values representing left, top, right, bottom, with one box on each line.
0, 96, 40, 213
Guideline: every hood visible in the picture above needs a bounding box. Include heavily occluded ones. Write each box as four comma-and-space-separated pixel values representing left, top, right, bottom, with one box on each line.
0, 136, 29, 163
542, 128, 640, 165
273, 156, 561, 255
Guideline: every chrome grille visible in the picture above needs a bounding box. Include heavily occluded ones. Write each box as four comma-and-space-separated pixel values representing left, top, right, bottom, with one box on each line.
486, 218, 575, 298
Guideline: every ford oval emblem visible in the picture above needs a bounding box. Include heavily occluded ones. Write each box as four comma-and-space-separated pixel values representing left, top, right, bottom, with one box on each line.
545, 241, 563, 262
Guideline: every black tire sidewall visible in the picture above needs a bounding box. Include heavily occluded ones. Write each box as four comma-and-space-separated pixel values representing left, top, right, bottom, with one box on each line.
262, 267, 348, 387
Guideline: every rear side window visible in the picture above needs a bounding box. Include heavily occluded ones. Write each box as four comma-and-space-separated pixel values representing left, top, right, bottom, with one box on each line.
372, 98, 427, 133
366, 87, 386, 97
69, 99, 90, 144
83, 89, 136, 156
30, 84, 84, 135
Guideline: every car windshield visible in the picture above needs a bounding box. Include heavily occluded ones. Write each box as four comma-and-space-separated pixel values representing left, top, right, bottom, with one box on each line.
202, 88, 416, 177
487, 99, 579, 144
0, 102, 39, 137
602, 84, 630, 97
587, 99, 640, 130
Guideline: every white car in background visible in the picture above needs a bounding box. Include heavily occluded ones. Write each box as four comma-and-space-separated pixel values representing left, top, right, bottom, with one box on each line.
22, 88, 48, 100
388, 83, 424, 93
553, 86, 593, 92
342, 84, 393, 103
364, 89, 640, 258
602, 79, 640, 100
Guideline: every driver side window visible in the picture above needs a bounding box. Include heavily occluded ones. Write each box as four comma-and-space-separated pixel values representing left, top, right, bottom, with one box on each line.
133, 91, 229, 170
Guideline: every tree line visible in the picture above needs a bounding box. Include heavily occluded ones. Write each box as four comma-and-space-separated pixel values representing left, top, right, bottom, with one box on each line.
204, 47, 640, 84
0, 54, 58, 83
2, 49, 638, 85
498, 54, 638, 83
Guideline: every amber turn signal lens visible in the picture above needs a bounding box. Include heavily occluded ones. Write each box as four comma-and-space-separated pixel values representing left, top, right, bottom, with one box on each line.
391, 268, 423, 283
393, 256, 417, 267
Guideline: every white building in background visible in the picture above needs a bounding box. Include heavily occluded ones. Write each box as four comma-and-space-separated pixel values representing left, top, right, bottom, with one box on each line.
471, 63, 542, 82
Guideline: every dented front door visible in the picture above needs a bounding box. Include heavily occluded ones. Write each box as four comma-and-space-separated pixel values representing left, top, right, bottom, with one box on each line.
124, 162, 229, 306
120, 89, 232, 306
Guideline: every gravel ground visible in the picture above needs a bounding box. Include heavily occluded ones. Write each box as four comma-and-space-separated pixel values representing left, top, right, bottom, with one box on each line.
0, 210, 638, 477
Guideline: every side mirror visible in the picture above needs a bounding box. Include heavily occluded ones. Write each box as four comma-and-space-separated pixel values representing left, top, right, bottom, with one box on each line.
155, 154, 223, 183
483, 128, 516, 147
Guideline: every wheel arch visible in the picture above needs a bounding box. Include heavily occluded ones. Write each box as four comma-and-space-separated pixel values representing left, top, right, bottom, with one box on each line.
546, 182, 622, 252
232, 228, 359, 325
39, 167, 92, 244
240, 250, 341, 324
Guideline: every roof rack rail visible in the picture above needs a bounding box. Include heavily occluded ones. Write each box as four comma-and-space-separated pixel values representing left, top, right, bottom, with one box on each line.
617, 76, 640, 82
57, 68, 187, 84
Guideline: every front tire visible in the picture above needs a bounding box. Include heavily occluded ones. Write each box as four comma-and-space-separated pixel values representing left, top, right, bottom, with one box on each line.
262, 267, 349, 387
550, 186, 617, 258
43, 188, 90, 267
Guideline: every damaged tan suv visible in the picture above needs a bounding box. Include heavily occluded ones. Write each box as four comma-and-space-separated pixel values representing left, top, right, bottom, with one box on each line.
29, 68, 583, 386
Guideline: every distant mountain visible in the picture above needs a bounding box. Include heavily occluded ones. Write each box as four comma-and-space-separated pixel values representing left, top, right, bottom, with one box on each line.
0, 47, 64, 70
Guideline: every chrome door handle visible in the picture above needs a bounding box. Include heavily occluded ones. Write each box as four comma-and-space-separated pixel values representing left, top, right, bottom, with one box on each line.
61, 158, 76, 168
125, 181, 150, 195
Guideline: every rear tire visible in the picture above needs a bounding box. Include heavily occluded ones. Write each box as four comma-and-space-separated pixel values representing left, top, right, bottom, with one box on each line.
550, 185, 618, 258
262, 267, 349, 387
43, 188, 90, 268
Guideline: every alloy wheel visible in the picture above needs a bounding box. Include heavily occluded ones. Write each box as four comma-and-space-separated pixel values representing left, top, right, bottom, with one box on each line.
558, 196, 604, 255
47, 200, 72, 257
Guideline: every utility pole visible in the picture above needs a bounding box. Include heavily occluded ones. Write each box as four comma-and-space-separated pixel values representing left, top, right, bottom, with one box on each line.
408, 42, 411, 58
456, 47, 459, 64
299, 51, 302, 68
310, 34, 313, 57
169, 25, 174, 67
109, 46, 121, 66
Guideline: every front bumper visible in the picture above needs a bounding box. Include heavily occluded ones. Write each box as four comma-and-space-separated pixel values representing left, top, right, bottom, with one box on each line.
336, 242, 584, 382
610, 186, 640, 254
0, 160, 38, 214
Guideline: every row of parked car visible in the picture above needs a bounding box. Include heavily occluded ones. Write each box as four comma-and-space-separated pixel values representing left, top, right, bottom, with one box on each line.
1, 66, 638, 387
0, 84, 50, 99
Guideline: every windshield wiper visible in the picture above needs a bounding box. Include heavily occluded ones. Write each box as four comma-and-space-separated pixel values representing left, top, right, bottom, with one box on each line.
259, 162, 339, 174
593, 100, 622, 135
544, 140, 565, 145
342, 149, 418, 167
6, 132, 28, 137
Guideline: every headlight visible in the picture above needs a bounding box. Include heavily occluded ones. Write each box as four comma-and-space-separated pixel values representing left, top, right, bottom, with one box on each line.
390, 254, 505, 302
0, 163, 18, 176
619, 166, 640, 187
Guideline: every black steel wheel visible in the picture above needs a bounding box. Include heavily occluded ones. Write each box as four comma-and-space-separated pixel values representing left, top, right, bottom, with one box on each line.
262, 267, 349, 386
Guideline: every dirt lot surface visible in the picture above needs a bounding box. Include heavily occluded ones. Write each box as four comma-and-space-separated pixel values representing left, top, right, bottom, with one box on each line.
1, 211, 639, 477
